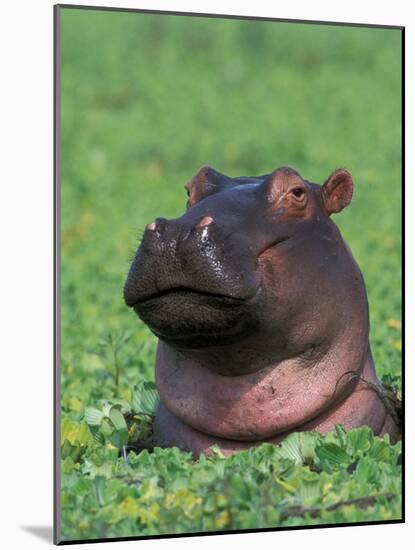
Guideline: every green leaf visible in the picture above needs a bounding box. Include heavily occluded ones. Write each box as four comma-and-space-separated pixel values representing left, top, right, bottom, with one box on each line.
277, 432, 319, 464
61, 418, 91, 446
355, 457, 379, 484
346, 426, 373, 456
84, 407, 104, 426
61, 440, 79, 461
110, 398, 131, 415
102, 401, 114, 418
277, 433, 303, 463
297, 479, 320, 507
100, 417, 114, 437
209, 445, 225, 459
370, 438, 391, 462
132, 382, 160, 416
316, 442, 350, 471
89, 425, 105, 445
335, 424, 347, 448
109, 428, 129, 448
108, 405, 128, 431
94, 476, 106, 506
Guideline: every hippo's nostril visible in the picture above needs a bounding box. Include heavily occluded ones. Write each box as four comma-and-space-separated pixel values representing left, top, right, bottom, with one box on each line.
197, 216, 214, 228
151, 217, 169, 234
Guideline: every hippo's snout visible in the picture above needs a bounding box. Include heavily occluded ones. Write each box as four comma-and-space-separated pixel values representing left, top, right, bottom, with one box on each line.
123, 212, 260, 347
124, 214, 258, 306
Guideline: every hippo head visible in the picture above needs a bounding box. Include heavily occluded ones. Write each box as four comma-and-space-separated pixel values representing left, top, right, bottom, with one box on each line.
124, 165, 359, 376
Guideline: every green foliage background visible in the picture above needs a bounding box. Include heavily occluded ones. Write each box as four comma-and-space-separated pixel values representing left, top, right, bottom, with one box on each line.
59, 7, 402, 542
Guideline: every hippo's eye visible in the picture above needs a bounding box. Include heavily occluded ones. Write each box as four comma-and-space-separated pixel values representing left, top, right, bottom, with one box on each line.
291, 187, 305, 199
185, 186, 190, 197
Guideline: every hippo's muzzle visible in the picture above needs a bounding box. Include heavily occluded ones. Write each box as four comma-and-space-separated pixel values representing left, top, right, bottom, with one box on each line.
123, 212, 261, 347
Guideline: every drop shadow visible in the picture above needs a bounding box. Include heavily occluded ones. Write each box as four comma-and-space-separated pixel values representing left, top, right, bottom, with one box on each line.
21, 525, 54, 543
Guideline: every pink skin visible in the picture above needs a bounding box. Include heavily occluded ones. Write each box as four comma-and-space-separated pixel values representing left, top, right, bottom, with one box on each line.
154, 348, 399, 456
155, 316, 368, 441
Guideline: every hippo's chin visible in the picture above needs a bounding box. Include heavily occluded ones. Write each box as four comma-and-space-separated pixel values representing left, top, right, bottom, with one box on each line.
133, 288, 257, 348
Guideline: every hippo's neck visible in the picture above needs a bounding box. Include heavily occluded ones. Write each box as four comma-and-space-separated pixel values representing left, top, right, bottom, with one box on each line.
155, 326, 377, 441
154, 344, 399, 456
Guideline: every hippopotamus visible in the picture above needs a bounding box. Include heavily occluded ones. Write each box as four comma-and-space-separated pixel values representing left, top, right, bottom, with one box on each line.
124, 165, 400, 456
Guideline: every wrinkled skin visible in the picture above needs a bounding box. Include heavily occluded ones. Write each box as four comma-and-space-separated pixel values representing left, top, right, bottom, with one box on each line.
124, 165, 400, 456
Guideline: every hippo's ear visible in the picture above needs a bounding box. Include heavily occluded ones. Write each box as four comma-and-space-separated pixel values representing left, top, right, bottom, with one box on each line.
185, 165, 224, 208
322, 169, 353, 215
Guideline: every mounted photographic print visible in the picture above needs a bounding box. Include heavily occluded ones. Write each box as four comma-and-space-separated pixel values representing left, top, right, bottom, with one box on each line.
54, 4, 404, 544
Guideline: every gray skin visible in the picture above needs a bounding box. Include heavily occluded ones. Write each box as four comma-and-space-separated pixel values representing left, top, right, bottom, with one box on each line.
124, 165, 400, 456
